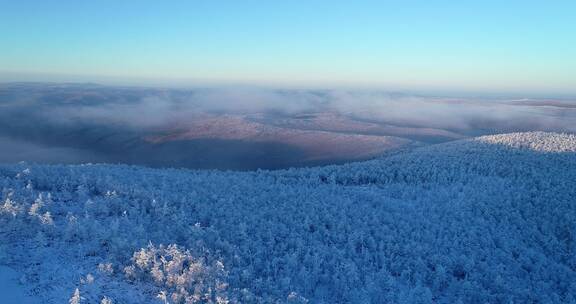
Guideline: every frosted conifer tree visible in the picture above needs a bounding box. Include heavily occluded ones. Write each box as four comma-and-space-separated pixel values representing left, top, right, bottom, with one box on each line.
69, 288, 82, 304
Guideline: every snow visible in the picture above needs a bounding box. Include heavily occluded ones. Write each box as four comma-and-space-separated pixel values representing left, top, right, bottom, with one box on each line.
0, 132, 575, 303
0, 265, 41, 304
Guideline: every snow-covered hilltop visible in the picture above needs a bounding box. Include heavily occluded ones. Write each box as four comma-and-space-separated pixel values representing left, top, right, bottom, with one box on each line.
1, 132, 575, 303
475, 131, 576, 152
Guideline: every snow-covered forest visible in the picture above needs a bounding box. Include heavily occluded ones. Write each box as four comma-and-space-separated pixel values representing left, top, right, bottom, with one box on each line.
1, 132, 575, 303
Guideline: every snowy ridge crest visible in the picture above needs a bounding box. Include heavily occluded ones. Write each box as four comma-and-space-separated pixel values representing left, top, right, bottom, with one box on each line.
417, 131, 576, 155
474, 132, 576, 152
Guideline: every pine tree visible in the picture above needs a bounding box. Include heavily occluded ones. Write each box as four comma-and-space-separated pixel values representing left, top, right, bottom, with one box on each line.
69, 288, 82, 304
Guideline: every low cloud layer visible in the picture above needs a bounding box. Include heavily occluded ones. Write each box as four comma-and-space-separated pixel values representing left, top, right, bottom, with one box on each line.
0, 83, 574, 169
39, 87, 576, 133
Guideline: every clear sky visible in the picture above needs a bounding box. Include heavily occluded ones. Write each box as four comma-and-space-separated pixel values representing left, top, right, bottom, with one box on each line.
1, 0, 575, 94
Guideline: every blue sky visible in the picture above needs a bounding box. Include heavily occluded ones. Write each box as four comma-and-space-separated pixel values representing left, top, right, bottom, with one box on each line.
0, 0, 575, 94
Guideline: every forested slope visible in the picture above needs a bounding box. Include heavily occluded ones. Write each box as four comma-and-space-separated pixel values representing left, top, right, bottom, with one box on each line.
1, 132, 575, 303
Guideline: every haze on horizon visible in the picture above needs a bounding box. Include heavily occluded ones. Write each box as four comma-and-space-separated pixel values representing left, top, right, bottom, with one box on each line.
1, 0, 575, 95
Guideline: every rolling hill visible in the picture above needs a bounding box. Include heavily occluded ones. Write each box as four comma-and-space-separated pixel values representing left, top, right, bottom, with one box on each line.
0, 132, 575, 303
